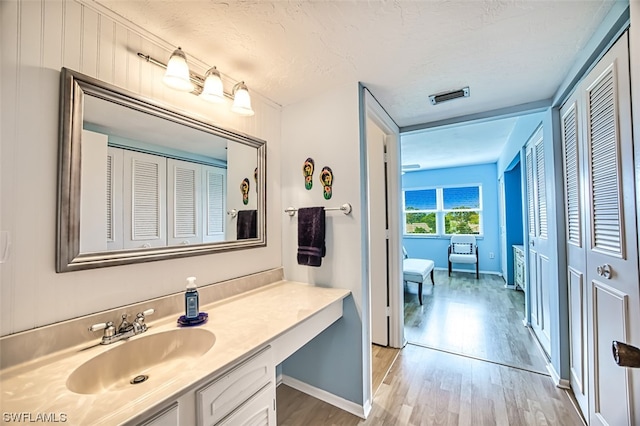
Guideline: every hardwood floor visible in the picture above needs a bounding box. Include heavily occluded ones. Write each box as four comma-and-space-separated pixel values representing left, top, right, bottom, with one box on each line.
277, 344, 584, 425
372, 344, 400, 396
276, 270, 583, 425
404, 270, 548, 374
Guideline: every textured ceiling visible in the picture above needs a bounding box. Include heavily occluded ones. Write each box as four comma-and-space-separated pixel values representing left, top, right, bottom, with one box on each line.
95, 0, 617, 167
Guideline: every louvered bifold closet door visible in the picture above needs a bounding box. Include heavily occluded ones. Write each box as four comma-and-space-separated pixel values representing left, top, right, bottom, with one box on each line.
535, 139, 547, 238
167, 159, 202, 246
563, 103, 581, 247
203, 166, 226, 243
587, 65, 623, 256
524, 126, 551, 356
123, 151, 167, 249
526, 148, 536, 237
561, 98, 589, 418
580, 33, 639, 426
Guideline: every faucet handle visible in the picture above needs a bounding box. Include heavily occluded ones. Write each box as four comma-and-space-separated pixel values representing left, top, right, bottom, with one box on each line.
141, 308, 155, 317
89, 322, 107, 332
89, 321, 115, 337
135, 308, 155, 329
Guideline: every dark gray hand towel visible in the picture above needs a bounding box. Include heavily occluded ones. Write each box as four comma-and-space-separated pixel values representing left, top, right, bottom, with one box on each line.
237, 210, 257, 240
297, 207, 326, 267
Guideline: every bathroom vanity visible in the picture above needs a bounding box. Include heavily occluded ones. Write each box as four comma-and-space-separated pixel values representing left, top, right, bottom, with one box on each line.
0, 276, 350, 425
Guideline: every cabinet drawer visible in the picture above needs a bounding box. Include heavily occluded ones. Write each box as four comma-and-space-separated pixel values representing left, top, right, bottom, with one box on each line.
197, 346, 273, 426
216, 384, 275, 426
139, 402, 178, 426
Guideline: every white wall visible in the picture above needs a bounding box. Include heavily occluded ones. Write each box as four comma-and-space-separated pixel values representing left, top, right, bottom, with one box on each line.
226, 142, 260, 240
280, 82, 366, 406
0, 0, 282, 336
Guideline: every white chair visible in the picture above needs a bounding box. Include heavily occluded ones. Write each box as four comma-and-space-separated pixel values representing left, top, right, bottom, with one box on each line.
448, 235, 478, 279
403, 247, 435, 305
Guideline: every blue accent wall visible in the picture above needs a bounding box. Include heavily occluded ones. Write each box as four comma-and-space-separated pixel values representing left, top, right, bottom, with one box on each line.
402, 163, 500, 274
282, 295, 363, 402
504, 159, 524, 285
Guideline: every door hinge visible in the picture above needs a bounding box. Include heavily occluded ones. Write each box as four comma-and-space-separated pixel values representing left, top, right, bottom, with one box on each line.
383, 153, 388, 163
386, 306, 391, 316
385, 229, 390, 239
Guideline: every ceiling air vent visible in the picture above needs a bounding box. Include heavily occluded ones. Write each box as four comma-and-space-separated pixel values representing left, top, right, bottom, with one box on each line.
429, 86, 470, 105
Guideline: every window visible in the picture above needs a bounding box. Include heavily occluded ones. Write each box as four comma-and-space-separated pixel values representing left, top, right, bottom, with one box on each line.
403, 186, 482, 236
404, 189, 437, 235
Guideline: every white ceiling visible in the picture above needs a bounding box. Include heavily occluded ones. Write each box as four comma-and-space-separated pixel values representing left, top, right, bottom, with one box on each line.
95, 0, 618, 168
402, 116, 519, 171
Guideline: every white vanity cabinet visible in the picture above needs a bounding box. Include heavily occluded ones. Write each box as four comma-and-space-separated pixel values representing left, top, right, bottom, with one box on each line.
135, 346, 275, 426
138, 403, 179, 426
197, 346, 275, 425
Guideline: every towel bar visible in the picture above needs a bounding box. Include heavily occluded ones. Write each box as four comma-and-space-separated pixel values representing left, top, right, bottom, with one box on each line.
285, 203, 352, 217
226, 209, 238, 218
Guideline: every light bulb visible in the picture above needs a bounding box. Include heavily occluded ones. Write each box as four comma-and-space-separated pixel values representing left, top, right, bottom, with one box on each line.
231, 82, 254, 116
199, 67, 224, 103
163, 47, 194, 92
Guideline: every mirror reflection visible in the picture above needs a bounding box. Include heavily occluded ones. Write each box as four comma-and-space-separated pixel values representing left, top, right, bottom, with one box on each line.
57, 68, 266, 272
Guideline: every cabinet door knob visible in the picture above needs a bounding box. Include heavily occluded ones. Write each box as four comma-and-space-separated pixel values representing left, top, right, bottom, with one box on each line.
596, 264, 612, 279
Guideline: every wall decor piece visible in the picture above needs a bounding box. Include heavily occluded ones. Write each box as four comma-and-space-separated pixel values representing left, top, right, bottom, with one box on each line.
303, 158, 315, 190
254, 167, 258, 192
240, 178, 250, 205
320, 166, 333, 200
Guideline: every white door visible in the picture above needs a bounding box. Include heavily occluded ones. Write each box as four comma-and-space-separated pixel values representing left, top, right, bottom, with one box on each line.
367, 117, 389, 346
525, 127, 552, 356
581, 33, 639, 426
167, 158, 202, 246
561, 94, 589, 417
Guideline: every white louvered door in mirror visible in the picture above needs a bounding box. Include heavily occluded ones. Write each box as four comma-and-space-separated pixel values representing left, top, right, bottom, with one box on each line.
123, 151, 167, 249
106, 147, 124, 251
167, 159, 202, 246
203, 166, 226, 243
581, 33, 639, 426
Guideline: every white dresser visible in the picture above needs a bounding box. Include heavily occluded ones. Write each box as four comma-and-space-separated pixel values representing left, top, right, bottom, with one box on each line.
513, 245, 526, 292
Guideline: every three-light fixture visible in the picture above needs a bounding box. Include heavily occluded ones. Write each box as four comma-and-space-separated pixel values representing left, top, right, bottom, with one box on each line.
138, 47, 255, 116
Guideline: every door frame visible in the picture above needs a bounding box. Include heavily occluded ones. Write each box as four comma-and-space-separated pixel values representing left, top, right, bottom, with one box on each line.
361, 87, 403, 349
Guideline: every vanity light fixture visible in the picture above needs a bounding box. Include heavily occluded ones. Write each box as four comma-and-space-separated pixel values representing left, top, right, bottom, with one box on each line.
231, 82, 255, 116
162, 47, 195, 92
200, 66, 225, 103
137, 48, 255, 117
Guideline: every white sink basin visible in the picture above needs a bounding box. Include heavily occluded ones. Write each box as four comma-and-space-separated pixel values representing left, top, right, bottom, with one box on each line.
66, 328, 215, 395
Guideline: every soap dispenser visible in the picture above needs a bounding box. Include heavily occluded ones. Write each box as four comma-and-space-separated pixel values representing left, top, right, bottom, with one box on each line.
185, 276, 199, 320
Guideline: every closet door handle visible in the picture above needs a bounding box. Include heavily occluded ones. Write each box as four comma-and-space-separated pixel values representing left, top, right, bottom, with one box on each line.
596, 264, 612, 279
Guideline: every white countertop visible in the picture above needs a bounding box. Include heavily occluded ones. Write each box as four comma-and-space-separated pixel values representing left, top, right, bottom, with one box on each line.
0, 281, 350, 425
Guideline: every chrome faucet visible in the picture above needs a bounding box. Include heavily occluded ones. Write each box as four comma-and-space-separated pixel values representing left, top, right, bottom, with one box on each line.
89, 308, 155, 345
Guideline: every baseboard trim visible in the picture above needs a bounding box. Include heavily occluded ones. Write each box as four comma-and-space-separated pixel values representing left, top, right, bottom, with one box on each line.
281, 374, 367, 419
547, 363, 570, 389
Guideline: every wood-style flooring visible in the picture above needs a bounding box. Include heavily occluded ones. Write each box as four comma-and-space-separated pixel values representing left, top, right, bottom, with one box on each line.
372, 344, 400, 395
277, 344, 584, 425
277, 270, 583, 425
404, 270, 548, 374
